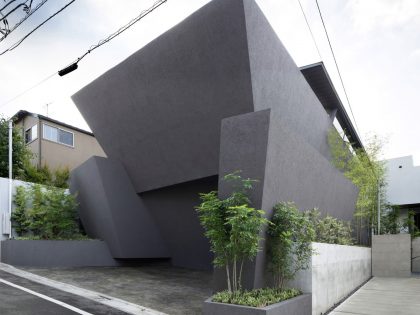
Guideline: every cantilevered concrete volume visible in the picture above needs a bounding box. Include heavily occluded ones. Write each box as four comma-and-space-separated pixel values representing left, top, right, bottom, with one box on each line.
70, 0, 359, 289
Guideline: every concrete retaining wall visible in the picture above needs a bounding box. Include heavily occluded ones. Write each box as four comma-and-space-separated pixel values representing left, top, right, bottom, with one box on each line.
372, 234, 411, 277
412, 237, 420, 273
289, 243, 371, 315
1, 240, 119, 267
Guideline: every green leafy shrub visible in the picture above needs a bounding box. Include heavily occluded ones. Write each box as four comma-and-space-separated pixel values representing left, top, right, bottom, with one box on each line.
381, 205, 402, 234
22, 163, 70, 188
212, 288, 301, 308
304, 208, 353, 245
11, 184, 85, 239
0, 117, 32, 179
196, 172, 268, 293
403, 210, 420, 238
267, 202, 314, 289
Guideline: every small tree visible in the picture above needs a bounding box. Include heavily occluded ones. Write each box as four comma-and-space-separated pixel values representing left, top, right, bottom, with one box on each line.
267, 202, 314, 289
328, 129, 387, 242
196, 172, 267, 292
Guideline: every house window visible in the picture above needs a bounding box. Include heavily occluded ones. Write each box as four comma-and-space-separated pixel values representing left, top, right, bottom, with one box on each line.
25, 124, 38, 144
43, 124, 74, 147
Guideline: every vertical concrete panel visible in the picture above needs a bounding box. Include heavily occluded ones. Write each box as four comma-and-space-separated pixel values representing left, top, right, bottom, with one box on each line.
217, 110, 271, 289
291, 243, 371, 315
372, 234, 411, 277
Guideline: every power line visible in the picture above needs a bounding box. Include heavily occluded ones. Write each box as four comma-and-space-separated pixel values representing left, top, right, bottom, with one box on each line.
59, 0, 167, 75
0, 71, 56, 109
0, 1, 30, 23
0, 0, 76, 56
315, 0, 361, 136
0, 0, 168, 106
0, 0, 49, 43
297, 0, 322, 60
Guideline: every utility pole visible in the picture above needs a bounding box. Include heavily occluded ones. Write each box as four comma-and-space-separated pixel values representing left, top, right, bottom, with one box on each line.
8, 119, 12, 237
377, 180, 381, 235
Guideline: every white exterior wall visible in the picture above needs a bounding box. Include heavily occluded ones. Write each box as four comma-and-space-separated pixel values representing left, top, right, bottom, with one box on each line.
385, 156, 420, 205
289, 243, 372, 315
0, 177, 30, 243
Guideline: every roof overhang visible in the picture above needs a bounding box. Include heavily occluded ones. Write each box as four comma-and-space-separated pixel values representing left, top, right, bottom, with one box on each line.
300, 62, 364, 150
12, 110, 94, 137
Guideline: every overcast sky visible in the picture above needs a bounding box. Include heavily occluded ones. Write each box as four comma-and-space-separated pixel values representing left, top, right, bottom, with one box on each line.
0, 0, 419, 164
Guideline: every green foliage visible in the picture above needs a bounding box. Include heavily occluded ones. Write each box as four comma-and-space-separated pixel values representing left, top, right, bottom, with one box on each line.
403, 211, 420, 238
0, 117, 32, 179
23, 163, 70, 188
12, 186, 31, 235
267, 202, 315, 289
381, 205, 402, 234
212, 288, 301, 308
0, 117, 70, 188
11, 184, 84, 239
196, 171, 267, 292
328, 129, 387, 241
304, 208, 354, 245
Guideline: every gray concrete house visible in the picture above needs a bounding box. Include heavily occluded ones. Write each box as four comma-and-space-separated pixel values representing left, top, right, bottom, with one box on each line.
70, 0, 361, 289
13, 110, 106, 171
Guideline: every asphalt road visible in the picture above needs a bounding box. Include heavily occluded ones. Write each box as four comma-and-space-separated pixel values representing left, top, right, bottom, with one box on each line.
0, 270, 128, 315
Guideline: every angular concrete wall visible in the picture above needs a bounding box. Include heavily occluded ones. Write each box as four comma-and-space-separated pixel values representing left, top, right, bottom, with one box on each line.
70, 157, 169, 259
289, 243, 371, 315
243, 0, 333, 160
218, 109, 358, 288
71, 0, 360, 286
72, 0, 255, 194
372, 234, 411, 277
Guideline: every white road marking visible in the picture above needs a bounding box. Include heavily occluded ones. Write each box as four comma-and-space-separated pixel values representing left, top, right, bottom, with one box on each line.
0, 263, 167, 315
0, 278, 93, 315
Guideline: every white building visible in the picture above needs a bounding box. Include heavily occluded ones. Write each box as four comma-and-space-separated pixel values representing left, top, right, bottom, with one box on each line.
385, 156, 420, 228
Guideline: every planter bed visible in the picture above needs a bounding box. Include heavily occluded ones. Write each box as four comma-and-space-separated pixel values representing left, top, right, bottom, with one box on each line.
203, 293, 311, 315
0, 239, 119, 267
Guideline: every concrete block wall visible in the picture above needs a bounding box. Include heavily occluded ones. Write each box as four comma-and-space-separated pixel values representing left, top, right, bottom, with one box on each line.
372, 234, 411, 277
412, 237, 420, 273
289, 243, 371, 315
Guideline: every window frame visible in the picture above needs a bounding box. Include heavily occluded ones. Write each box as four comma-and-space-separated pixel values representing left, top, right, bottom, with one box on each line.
42, 123, 75, 148
25, 124, 38, 144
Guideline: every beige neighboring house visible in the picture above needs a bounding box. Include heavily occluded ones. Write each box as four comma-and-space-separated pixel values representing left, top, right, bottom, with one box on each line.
13, 110, 106, 171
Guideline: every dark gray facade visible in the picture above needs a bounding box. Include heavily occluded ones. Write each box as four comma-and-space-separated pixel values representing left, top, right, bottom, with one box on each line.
71, 0, 359, 289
